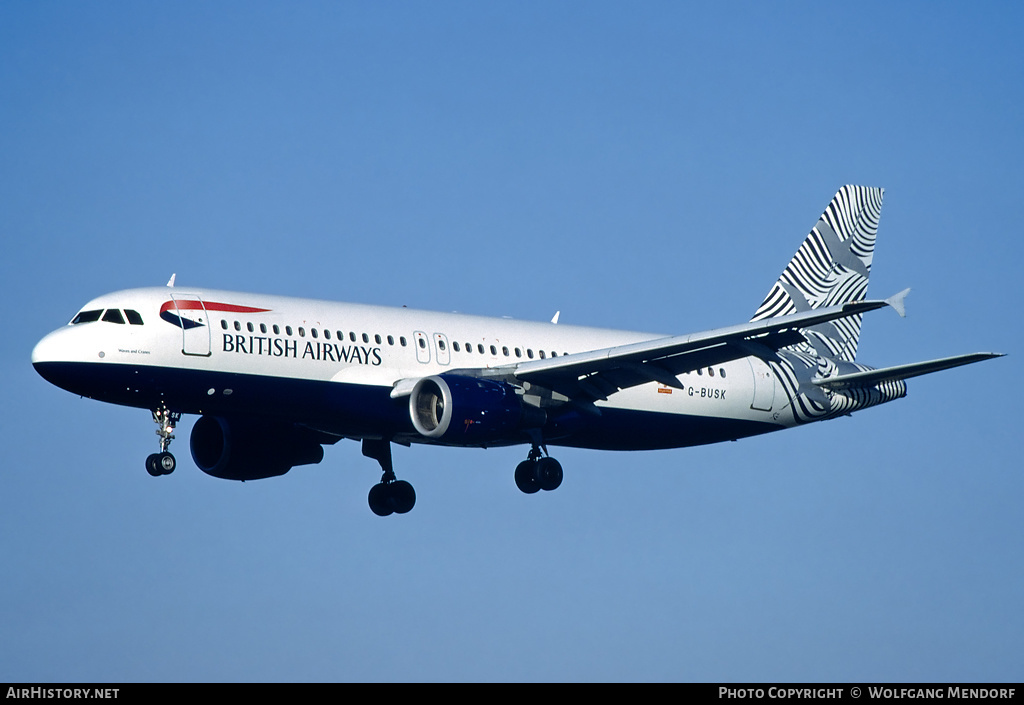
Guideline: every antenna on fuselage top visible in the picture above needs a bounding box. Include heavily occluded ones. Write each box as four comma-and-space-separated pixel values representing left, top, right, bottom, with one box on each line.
166, 273, 176, 287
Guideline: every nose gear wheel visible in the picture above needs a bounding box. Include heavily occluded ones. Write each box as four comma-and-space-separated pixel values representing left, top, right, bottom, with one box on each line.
146, 405, 180, 476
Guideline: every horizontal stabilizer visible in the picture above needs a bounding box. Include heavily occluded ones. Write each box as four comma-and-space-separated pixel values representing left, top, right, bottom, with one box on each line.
813, 352, 1004, 390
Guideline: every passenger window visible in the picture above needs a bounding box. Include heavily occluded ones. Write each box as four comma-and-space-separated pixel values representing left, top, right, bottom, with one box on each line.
273, 325, 280, 335
708, 367, 714, 377
527, 349, 534, 359
515, 348, 522, 358
388, 335, 394, 345
247, 322, 254, 333
438, 339, 446, 351
539, 350, 546, 359
234, 321, 241, 331
350, 332, 357, 342
453, 342, 460, 352
362, 333, 369, 343
260, 323, 267, 334
418, 338, 427, 349
375, 334, 382, 344
124, 310, 144, 325
400, 337, 407, 347
286, 326, 293, 336
478, 344, 485, 354
221, 320, 228, 330
490, 345, 497, 355
71, 310, 102, 324
102, 309, 125, 324
324, 329, 330, 340
312, 328, 319, 339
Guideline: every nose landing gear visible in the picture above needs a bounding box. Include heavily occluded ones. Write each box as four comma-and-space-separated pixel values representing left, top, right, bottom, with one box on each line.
145, 405, 180, 477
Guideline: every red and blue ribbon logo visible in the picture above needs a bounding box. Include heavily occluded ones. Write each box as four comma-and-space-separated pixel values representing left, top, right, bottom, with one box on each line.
160, 300, 271, 329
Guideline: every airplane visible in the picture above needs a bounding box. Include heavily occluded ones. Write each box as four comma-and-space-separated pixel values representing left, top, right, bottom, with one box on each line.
31, 185, 1003, 516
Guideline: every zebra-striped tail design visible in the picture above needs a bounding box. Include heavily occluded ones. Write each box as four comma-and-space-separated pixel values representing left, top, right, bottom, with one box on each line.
751, 185, 884, 362
750, 186, 902, 424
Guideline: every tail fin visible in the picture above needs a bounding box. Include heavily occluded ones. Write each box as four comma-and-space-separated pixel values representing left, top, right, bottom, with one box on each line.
750, 185, 884, 362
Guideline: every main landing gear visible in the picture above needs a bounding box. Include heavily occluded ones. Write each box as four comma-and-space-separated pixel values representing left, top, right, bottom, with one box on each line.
515, 444, 563, 494
359, 439, 562, 516
146, 405, 180, 477
362, 439, 416, 516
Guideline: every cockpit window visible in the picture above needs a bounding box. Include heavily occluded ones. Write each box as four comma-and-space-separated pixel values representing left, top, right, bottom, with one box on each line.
71, 310, 102, 324
124, 309, 144, 325
102, 309, 126, 324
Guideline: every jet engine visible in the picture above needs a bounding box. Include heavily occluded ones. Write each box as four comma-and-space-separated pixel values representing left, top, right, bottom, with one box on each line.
409, 374, 544, 444
190, 415, 328, 481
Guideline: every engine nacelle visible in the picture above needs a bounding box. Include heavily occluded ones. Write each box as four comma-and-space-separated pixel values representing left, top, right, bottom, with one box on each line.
409, 374, 543, 444
190, 415, 326, 481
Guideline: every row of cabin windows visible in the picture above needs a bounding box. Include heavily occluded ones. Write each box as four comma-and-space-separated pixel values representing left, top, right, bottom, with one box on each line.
222, 319, 568, 359
71, 309, 144, 325
221, 319, 408, 347
383, 334, 566, 359
447, 341, 565, 359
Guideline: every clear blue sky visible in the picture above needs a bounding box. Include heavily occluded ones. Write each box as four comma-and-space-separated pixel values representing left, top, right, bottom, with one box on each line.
2, 1, 1020, 682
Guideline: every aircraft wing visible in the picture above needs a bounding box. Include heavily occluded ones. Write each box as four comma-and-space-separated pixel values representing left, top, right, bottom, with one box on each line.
812, 352, 1004, 390
503, 297, 902, 402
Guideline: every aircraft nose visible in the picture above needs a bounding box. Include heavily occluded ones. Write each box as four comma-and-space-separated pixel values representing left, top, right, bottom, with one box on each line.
32, 329, 63, 367
33, 325, 101, 396
33, 329, 61, 384
32, 327, 79, 387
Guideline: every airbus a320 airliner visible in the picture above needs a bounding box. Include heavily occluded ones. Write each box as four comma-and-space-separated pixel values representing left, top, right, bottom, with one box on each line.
32, 186, 1002, 515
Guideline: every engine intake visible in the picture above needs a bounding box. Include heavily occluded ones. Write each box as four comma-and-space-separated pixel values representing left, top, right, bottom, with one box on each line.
190, 415, 327, 481
409, 375, 543, 444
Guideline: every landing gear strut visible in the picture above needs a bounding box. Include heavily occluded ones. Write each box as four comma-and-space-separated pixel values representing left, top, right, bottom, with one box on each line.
515, 443, 563, 494
146, 405, 180, 477
363, 439, 416, 516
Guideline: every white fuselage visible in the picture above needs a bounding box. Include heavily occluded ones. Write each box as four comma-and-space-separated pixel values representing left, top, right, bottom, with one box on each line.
32, 286, 788, 451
